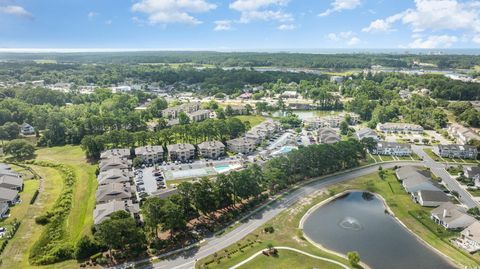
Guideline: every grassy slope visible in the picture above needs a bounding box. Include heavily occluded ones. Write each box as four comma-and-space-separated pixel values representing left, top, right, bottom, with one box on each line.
236, 249, 344, 269
35, 145, 98, 241
0, 165, 80, 269
198, 170, 480, 269
234, 115, 266, 127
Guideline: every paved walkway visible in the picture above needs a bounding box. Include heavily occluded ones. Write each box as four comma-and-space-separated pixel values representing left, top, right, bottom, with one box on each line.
229, 246, 350, 269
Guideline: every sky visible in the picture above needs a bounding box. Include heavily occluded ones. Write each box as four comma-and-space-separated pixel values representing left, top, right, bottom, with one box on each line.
1, 0, 480, 50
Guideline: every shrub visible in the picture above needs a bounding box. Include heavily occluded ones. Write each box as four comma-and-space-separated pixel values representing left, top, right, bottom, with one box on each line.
347, 251, 360, 267
75, 236, 102, 260
35, 214, 50, 225
30, 189, 40, 204
264, 226, 274, 233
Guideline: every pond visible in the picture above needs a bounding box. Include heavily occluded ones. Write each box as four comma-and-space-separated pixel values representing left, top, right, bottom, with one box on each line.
303, 191, 455, 269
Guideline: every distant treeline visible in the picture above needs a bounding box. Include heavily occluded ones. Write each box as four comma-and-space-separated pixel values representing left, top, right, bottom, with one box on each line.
1, 51, 480, 69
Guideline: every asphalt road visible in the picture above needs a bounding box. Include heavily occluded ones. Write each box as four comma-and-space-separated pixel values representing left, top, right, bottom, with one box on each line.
412, 145, 479, 209
132, 161, 422, 269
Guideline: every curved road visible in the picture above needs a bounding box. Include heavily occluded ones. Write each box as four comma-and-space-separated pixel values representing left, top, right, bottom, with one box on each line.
131, 161, 422, 269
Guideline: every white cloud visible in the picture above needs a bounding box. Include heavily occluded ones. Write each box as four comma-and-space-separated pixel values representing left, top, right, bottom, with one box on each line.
363, 0, 480, 44
0, 5, 32, 18
88, 12, 98, 20
327, 31, 360, 46
214, 20, 232, 31
319, 0, 361, 17
132, 0, 216, 25
105, 20, 113, 25
408, 35, 458, 48
278, 24, 296, 30
230, 0, 292, 23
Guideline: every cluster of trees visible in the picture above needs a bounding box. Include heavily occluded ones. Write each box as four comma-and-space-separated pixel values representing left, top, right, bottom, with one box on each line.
4, 51, 480, 69
448, 102, 480, 127
81, 117, 248, 159
344, 73, 449, 130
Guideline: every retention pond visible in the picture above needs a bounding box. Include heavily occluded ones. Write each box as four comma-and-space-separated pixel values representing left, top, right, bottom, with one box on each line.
302, 191, 456, 269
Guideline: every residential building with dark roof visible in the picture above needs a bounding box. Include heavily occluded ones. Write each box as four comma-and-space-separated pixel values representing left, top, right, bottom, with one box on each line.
135, 145, 164, 164
437, 144, 478, 159
166, 143, 195, 161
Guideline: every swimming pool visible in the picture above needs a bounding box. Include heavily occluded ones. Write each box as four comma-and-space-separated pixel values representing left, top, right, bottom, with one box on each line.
214, 163, 242, 174
272, 146, 297, 155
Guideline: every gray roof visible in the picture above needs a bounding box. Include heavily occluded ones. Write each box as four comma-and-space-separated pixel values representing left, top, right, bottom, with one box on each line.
97, 169, 131, 185
188, 109, 210, 117
93, 200, 139, 225
197, 141, 225, 150
0, 187, 18, 202
0, 175, 23, 188
396, 166, 429, 180
431, 202, 476, 228
135, 145, 164, 155
356, 128, 378, 139
99, 157, 131, 172
96, 183, 132, 203
166, 143, 195, 152
100, 148, 131, 159
417, 190, 449, 203
464, 166, 480, 178
377, 141, 412, 150
438, 144, 477, 152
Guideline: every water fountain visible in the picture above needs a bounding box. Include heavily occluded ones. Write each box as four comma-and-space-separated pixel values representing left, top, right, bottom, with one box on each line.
338, 216, 363, 231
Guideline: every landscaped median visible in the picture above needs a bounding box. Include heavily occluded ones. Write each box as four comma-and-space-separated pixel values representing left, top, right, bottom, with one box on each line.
196, 169, 480, 269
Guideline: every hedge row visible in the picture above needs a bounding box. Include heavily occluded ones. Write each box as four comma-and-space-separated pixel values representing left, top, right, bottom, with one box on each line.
30, 189, 39, 205
0, 221, 21, 256
25, 161, 77, 265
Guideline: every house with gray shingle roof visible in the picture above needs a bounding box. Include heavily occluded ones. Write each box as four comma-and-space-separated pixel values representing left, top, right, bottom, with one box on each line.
93, 200, 140, 225
0, 188, 19, 205
431, 202, 476, 230
96, 183, 134, 204
414, 190, 450, 207
0, 175, 23, 191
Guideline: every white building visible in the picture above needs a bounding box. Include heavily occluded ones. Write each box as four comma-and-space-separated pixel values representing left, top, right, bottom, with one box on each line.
372, 141, 412, 156
448, 123, 480, 145
376, 123, 424, 134
431, 202, 476, 230
355, 128, 379, 141
437, 144, 478, 159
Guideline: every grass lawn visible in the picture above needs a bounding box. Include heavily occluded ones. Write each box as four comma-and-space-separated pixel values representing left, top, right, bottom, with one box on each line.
198, 169, 480, 269
0, 165, 82, 268
424, 148, 443, 162
35, 145, 98, 241
234, 115, 266, 127
468, 189, 480, 197
236, 249, 344, 269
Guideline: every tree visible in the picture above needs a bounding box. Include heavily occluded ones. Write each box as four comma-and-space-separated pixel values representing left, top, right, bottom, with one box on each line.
147, 97, 168, 117
74, 235, 102, 260
361, 137, 377, 152
225, 105, 234, 117
132, 157, 143, 168
178, 112, 190, 125
4, 139, 35, 160
142, 197, 164, 238
347, 251, 360, 267
95, 211, 145, 253
340, 121, 349, 135
0, 122, 19, 140
81, 135, 105, 160
160, 198, 187, 235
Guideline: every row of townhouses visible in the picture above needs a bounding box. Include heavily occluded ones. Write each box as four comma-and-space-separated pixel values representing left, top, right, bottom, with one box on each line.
376, 122, 424, 134
94, 152, 139, 225
0, 164, 24, 218
448, 123, 480, 145
303, 112, 360, 130
227, 119, 281, 154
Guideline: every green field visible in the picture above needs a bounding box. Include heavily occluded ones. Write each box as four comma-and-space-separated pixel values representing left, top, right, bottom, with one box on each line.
234, 115, 266, 127
236, 249, 345, 269
197, 169, 480, 269
0, 146, 98, 268
35, 146, 98, 240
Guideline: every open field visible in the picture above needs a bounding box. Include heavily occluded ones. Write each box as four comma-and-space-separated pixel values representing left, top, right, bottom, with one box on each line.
0, 165, 82, 269
35, 146, 98, 240
234, 115, 266, 127
198, 169, 480, 268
